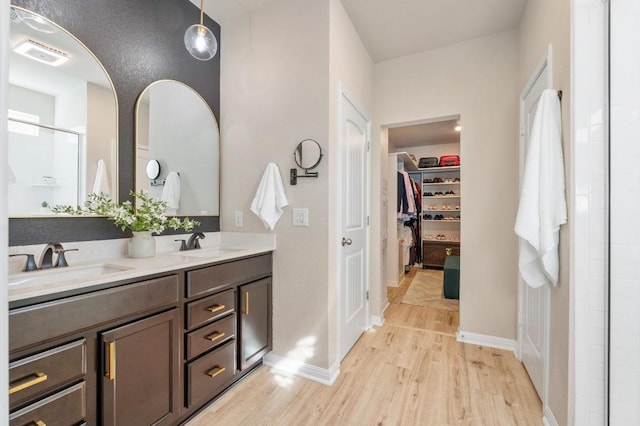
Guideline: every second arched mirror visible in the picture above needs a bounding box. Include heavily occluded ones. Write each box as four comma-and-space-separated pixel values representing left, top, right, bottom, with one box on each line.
135, 80, 219, 216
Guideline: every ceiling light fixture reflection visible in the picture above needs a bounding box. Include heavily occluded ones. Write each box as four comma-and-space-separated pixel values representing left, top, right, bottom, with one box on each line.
184, 0, 217, 61
454, 125, 462, 132
14, 39, 69, 66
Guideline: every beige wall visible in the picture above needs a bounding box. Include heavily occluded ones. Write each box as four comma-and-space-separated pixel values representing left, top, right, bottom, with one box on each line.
220, 0, 373, 370
517, 0, 571, 424
375, 31, 520, 339
220, 0, 332, 368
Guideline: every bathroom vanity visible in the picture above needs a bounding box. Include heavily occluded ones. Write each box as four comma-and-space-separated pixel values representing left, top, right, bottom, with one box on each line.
8, 248, 272, 425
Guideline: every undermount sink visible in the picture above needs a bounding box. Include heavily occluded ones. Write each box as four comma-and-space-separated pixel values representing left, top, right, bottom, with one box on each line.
8, 263, 134, 287
172, 247, 242, 258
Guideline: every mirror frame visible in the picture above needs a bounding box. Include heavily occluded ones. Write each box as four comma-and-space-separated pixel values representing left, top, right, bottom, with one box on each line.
294, 139, 323, 171
9, 0, 221, 245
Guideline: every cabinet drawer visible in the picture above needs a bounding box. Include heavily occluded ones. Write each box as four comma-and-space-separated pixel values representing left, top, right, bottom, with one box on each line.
10, 274, 179, 353
186, 314, 236, 360
10, 339, 86, 408
10, 381, 86, 426
186, 289, 235, 330
186, 340, 236, 408
186, 254, 272, 297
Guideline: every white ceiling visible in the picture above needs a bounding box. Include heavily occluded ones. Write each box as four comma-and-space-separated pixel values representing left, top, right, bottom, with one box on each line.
201, 0, 527, 63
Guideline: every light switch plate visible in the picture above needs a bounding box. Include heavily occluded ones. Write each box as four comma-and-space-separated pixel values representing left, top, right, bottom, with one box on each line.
292, 208, 308, 226
234, 211, 243, 227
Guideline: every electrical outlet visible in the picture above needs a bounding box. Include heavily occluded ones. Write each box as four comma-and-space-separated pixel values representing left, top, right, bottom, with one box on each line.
234, 211, 243, 227
292, 208, 308, 226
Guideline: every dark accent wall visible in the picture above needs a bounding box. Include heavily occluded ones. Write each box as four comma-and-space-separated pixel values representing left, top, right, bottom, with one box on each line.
9, 0, 221, 245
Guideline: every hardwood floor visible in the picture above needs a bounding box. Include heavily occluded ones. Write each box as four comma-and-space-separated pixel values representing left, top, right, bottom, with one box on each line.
187, 268, 542, 425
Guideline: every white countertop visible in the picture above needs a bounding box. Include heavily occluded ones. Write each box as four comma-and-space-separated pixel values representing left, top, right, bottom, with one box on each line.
8, 232, 275, 303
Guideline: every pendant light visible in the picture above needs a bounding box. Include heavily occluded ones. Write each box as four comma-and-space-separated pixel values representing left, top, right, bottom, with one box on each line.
184, 0, 217, 61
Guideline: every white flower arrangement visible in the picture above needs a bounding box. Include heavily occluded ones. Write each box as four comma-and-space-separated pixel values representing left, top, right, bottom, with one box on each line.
51, 190, 199, 234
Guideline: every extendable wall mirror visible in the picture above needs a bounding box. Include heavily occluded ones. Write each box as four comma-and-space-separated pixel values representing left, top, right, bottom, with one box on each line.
290, 139, 323, 185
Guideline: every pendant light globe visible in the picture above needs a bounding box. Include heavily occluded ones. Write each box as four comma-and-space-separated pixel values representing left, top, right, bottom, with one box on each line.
184, 23, 217, 61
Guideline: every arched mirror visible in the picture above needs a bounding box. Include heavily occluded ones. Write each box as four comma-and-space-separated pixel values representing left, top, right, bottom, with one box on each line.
8, 6, 118, 216
135, 80, 220, 216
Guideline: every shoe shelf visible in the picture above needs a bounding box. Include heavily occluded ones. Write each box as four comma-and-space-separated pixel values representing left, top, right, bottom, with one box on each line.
423, 238, 459, 243
417, 166, 460, 172
422, 219, 461, 223
424, 209, 461, 212
422, 182, 460, 186
423, 196, 460, 199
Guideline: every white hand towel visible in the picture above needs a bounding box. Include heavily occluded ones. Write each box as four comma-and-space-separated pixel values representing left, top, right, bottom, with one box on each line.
515, 89, 567, 287
250, 163, 289, 230
92, 159, 111, 196
161, 172, 181, 210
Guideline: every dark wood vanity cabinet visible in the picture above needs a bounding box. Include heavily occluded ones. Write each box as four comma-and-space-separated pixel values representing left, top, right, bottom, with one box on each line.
239, 278, 272, 371
422, 240, 460, 269
101, 309, 181, 425
8, 252, 273, 425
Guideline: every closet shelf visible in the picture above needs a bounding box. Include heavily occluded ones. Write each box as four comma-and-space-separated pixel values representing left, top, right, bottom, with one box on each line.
423, 209, 461, 213
423, 196, 460, 199
422, 219, 461, 223
422, 182, 460, 186
422, 238, 460, 243
417, 165, 460, 172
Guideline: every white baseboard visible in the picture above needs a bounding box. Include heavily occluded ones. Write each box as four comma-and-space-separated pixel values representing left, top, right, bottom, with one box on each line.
263, 352, 340, 386
542, 405, 559, 426
370, 315, 385, 327
456, 330, 517, 355
387, 279, 399, 287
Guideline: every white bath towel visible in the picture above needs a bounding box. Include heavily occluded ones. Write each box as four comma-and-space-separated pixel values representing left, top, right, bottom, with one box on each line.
161, 172, 181, 210
250, 163, 289, 230
92, 159, 111, 196
515, 89, 567, 287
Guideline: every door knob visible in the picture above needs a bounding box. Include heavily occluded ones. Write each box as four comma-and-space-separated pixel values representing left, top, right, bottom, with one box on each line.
342, 237, 352, 246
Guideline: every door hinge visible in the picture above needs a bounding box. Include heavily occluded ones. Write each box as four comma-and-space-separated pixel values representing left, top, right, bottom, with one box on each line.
366, 291, 369, 301
366, 216, 370, 226
367, 141, 371, 151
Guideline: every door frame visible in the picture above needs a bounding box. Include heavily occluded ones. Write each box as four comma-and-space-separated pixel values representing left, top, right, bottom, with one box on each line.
517, 44, 552, 412
336, 83, 372, 361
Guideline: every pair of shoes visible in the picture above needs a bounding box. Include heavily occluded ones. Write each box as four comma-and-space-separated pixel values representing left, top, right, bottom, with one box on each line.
444, 178, 454, 183
423, 213, 432, 220
424, 234, 433, 240
436, 234, 446, 240
454, 204, 460, 210
433, 214, 444, 220
453, 178, 461, 182
423, 192, 433, 197
442, 204, 452, 210
434, 191, 444, 196
445, 190, 456, 196
423, 178, 434, 183
433, 177, 443, 183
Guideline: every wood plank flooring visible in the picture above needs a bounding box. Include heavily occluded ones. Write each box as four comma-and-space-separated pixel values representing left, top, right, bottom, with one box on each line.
186, 268, 542, 425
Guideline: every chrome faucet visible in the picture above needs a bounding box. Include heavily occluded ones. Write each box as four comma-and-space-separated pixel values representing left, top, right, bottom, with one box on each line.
185, 232, 205, 250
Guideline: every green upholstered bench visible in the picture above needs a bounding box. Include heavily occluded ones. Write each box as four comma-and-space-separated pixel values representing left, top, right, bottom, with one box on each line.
443, 255, 460, 299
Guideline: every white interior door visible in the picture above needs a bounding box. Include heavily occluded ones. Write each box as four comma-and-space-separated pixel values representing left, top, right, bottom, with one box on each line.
518, 54, 551, 401
339, 89, 370, 360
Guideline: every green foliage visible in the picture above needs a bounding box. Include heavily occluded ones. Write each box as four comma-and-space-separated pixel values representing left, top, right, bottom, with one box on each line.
51, 191, 200, 234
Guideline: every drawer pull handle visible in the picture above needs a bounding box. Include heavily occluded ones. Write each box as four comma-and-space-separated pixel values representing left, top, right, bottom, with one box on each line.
8, 372, 47, 394
105, 341, 115, 380
204, 331, 226, 342
34, 421, 46, 426
206, 366, 226, 379
206, 304, 226, 313
445, 248, 453, 256
244, 291, 249, 315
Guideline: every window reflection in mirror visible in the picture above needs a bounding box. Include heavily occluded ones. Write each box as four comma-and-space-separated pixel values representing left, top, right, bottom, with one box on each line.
8, 6, 118, 217
135, 80, 220, 217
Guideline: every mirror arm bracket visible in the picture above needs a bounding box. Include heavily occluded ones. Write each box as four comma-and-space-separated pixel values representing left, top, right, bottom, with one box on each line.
290, 168, 319, 185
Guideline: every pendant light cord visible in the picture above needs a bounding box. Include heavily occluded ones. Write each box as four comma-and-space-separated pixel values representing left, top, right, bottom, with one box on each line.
200, 0, 204, 25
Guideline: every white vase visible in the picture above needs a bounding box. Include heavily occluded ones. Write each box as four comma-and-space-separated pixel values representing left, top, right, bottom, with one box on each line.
128, 231, 156, 258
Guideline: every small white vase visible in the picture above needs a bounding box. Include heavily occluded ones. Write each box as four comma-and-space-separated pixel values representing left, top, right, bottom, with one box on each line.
128, 231, 156, 258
